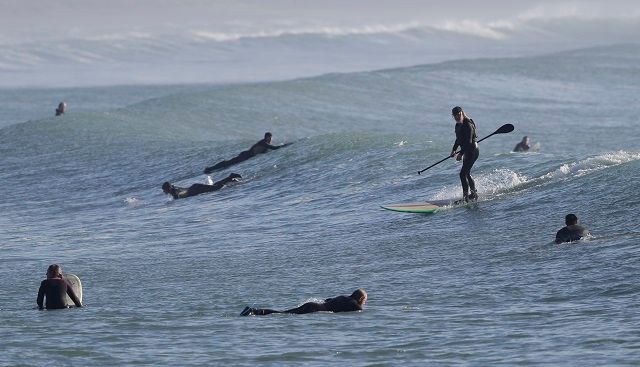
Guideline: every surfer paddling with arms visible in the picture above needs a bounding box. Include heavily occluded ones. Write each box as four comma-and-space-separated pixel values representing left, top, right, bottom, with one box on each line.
450, 106, 479, 202
555, 214, 590, 244
37, 264, 82, 310
162, 173, 241, 200
204, 132, 290, 174
240, 288, 367, 316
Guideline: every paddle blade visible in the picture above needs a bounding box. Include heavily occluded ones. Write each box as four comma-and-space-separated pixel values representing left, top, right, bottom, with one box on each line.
496, 123, 515, 134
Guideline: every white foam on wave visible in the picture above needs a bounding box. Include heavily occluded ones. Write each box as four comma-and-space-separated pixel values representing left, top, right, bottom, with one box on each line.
431, 168, 528, 200
475, 168, 529, 195
545, 151, 640, 180
428, 151, 639, 202
190, 22, 422, 42
434, 20, 511, 40
495, 151, 639, 195
124, 197, 142, 207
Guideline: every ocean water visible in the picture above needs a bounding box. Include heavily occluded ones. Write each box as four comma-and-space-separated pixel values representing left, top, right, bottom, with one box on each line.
2, 43, 640, 365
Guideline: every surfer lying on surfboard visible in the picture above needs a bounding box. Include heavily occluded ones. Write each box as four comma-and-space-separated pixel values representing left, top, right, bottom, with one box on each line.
37, 264, 82, 310
162, 173, 241, 199
240, 288, 367, 316
204, 132, 291, 174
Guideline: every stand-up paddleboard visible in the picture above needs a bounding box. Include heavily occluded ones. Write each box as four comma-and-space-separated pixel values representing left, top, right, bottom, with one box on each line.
63, 274, 83, 305
381, 199, 462, 213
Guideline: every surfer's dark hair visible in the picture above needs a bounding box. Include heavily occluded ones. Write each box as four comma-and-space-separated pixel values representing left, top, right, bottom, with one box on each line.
264, 132, 272, 139
451, 106, 470, 121
350, 288, 367, 304
47, 264, 62, 278
565, 214, 578, 225
162, 182, 171, 193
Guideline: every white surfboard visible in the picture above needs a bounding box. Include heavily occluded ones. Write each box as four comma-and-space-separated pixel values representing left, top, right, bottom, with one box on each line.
63, 274, 83, 306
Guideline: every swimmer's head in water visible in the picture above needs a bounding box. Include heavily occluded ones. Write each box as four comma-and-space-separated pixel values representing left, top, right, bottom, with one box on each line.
161, 182, 172, 194
565, 213, 578, 226
47, 264, 62, 278
351, 288, 368, 305
264, 132, 272, 143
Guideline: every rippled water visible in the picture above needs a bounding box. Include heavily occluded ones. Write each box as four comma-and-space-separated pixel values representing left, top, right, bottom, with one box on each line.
2, 45, 639, 365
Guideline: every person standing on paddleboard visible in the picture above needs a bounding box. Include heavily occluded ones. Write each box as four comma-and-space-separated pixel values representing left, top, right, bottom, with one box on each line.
450, 106, 479, 202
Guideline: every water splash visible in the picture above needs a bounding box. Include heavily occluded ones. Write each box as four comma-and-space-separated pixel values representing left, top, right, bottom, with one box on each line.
545, 151, 640, 180
428, 151, 639, 201
431, 168, 528, 200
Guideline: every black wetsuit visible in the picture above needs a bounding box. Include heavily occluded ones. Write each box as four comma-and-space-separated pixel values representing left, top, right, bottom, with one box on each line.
452, 118, 479, 198
166, 173, 239, 199
55, 103, 65, 116
37, 278, 81, 310
555, 225, 590, 244
244, 295, 363, 316
204, 139, 287, 173
514, 142, 530, 152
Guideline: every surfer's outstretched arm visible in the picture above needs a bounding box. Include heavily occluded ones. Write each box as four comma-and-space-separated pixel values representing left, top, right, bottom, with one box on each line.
263, 141, 292, 150
66, 283, 82, 307
36, 282, 45, 309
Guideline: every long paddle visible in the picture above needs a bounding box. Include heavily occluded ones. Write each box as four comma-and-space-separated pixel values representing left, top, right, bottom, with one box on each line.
417, 123, 514, 175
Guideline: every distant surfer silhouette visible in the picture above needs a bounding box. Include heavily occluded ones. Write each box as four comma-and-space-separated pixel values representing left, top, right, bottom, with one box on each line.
514, 136, 531, 152
37, 264, 82, 310
240, 288, 367, 316
162, 173, 241, 199
55, 102, 67, 116
450, 106, 479, 202
204, 132, 290, 174
555, 214, 590, 244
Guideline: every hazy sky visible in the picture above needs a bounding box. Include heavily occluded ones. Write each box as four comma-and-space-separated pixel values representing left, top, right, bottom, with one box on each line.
1, 0, 638, 42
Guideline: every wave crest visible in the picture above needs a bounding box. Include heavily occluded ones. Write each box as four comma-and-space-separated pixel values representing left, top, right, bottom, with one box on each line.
429, 151, 639, 201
